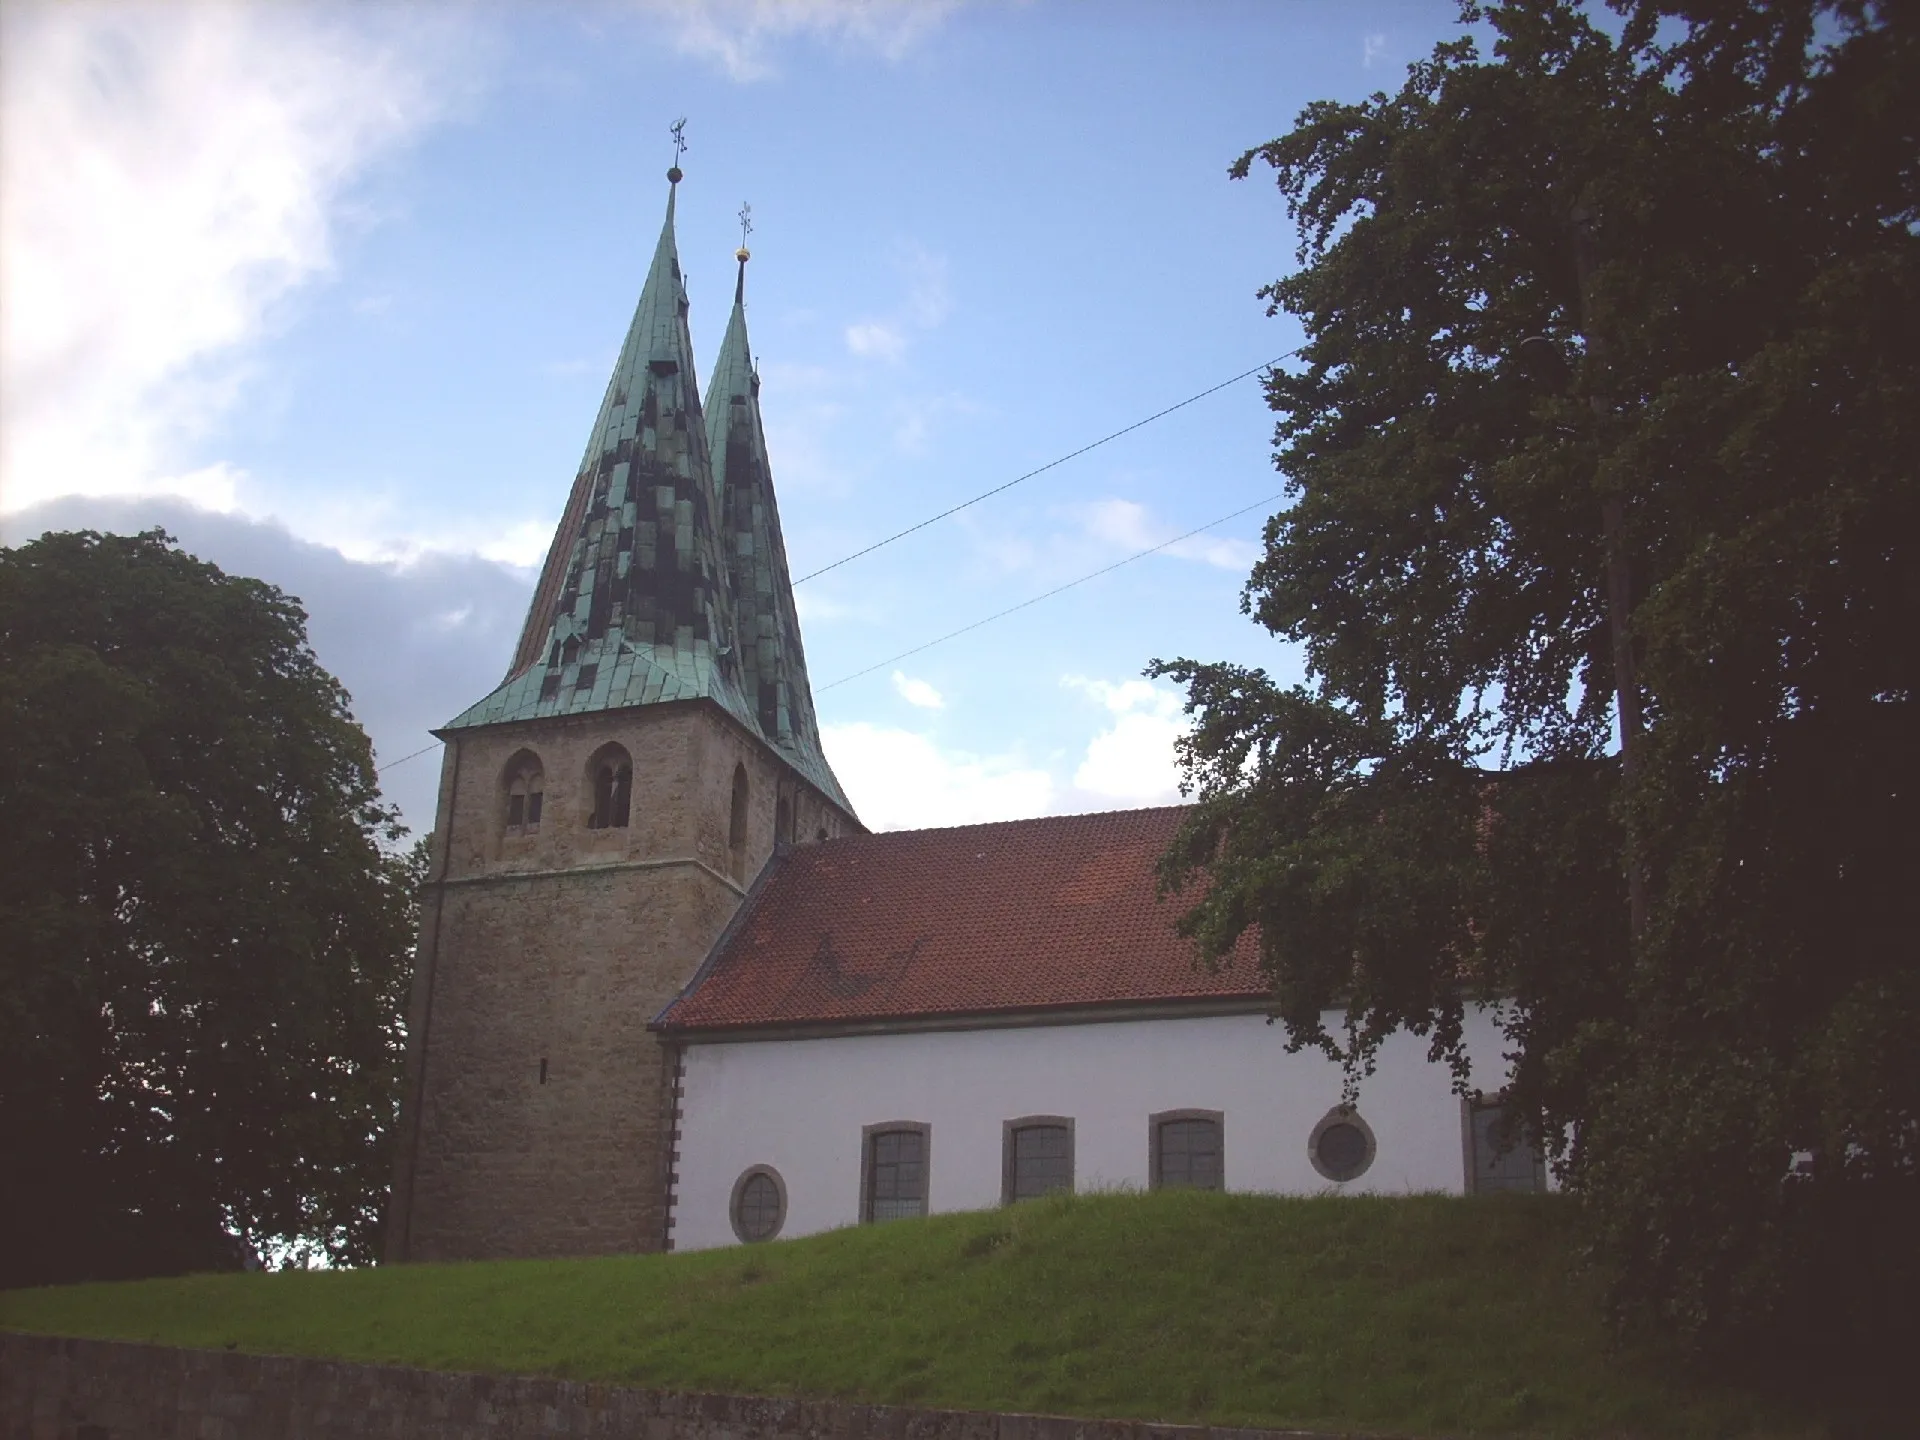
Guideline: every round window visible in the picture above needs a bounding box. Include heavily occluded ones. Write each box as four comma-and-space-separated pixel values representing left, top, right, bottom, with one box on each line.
729, 1165, 787, 1243
1308, 1107, 1377, 1183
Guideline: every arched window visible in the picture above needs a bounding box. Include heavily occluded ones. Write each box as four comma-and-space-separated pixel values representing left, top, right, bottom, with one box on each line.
587, 743, 632, 830
1149, 1110, 1224, 1191
1003, 1117, 1074, 1203
503, 751, 545, 835
728, 763, 749, 856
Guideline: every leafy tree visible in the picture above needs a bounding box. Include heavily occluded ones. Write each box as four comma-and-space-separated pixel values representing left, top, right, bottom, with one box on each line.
0, 530, 420, 1285
1156, 0, 1916, 1379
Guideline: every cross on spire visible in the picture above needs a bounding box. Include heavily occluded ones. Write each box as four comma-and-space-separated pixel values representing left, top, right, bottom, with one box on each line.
667, 117, 687, 183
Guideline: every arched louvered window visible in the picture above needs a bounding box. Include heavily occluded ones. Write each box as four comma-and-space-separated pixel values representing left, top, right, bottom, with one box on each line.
502, 751, 545, 835
587, 743, 632, 830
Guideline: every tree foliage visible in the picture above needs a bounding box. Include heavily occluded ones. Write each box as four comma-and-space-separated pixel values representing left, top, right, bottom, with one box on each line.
0, 530, 420, 1286
1156, 0, 1916, 1374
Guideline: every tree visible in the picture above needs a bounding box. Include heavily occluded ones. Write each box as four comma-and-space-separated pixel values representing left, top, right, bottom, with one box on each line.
0, 530, 420, 1286
1155, 0, 1916, 1381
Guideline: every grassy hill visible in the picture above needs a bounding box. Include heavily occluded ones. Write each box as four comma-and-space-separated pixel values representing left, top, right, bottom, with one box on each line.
1, 1191, 1828, 1439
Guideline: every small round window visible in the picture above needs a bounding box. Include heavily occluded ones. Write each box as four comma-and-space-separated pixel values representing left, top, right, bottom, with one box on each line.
730, 1165, 787, 1243
1308, 1106, 1376, 1183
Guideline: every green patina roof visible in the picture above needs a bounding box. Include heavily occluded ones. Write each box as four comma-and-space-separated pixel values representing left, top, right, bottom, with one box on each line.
445, 180, 856, 819
704, 255, 850, 812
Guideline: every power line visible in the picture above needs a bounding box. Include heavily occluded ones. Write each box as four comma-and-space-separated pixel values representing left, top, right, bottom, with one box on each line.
816, 492, 1285, 693
370, 359, 1297, 775
792, 352, 1296, 586
378, 741, 441, 776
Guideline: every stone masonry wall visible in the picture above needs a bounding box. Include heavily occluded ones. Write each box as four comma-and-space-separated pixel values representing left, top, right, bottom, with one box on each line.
0, 1334, 1355, 1440
388, 699, 858, 1263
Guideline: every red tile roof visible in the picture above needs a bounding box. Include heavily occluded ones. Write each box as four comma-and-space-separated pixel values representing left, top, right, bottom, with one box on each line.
655, 806, 1266, 1033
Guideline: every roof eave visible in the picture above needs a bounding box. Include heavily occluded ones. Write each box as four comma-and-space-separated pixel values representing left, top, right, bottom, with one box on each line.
649, 992, 1277, 1041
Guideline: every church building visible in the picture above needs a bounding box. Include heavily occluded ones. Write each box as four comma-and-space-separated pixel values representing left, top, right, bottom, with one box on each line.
384, 166, 1540, 1266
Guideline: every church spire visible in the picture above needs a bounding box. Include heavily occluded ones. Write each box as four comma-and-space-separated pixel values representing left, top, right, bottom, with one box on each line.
704, 220, 853, 813
447, 147, 760, 741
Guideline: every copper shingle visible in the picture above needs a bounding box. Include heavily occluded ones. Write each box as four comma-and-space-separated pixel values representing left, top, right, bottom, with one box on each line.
655, 806, 1265, 1032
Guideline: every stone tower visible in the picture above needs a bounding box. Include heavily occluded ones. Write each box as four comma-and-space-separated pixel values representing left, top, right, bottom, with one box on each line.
385, 171, 859, 1263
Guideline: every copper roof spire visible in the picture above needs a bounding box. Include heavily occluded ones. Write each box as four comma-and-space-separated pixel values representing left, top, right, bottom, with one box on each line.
448, 130, 760, 740
703, 209, 853, 812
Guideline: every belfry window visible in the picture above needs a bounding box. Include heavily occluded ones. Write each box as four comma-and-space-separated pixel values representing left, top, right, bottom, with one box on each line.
587, 744, 632, 830
503, 752, 545, 836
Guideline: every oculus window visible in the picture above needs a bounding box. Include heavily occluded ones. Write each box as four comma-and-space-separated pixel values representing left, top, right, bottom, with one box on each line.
1151, 1111, 1224, 1190
729, 1165, 787, 1243
862, 1123, 929, 1222
1002, 1118, 1073, 1203
1308, 1106, 1377, 1183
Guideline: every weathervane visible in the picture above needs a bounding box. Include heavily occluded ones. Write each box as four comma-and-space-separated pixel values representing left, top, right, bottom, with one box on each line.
667, 117, 687, 183
736, 203, 753, 261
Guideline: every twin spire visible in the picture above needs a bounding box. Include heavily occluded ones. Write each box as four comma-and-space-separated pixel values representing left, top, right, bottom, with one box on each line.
446, 164, 852, 817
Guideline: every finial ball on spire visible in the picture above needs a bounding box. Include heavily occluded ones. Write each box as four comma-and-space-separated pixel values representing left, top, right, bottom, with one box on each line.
735, 247, 751, 262
666, 118, 688, 185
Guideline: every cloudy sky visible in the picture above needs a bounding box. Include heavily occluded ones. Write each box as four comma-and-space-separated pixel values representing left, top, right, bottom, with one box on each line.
1, 0, 1464, 838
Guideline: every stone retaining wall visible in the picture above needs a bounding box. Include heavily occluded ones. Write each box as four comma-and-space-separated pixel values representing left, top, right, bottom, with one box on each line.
1, 1333, 1369, 1440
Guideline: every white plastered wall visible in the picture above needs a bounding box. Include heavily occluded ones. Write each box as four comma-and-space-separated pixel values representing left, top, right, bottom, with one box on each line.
669, 1005, 1514, 1251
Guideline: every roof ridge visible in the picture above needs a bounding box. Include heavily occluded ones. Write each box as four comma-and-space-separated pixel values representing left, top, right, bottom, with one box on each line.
800, 804, 1193, 846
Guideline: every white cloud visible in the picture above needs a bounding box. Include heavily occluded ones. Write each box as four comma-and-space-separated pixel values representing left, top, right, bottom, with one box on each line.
793, 587, 870, 625
636, 0, 965, 82
844, 243, 952, 363
1063, 675, 1190, 803
1077, 497, 1261, 572
900, 246, 952, 329
1363, 32, 1388, 68
844, 321, 907, 361
822, 722, 1054, 830
892, 390, 980, 454
891, 670, 945, 709
0, 2, 473, 517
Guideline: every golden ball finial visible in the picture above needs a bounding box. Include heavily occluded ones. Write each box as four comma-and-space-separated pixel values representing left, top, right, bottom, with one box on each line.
735, 247, 751, 263
667, 165, 683, 184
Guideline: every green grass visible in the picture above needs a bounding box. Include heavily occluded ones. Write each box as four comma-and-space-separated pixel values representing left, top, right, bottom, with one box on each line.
1, 1191, 1830, 1439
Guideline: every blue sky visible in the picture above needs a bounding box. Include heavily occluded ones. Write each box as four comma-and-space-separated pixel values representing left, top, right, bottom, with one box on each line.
1, 0, 1467, 838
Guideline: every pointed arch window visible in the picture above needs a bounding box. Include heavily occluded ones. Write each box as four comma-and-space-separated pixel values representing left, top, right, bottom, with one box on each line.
503, 752, 545, 835
587, 744, 632, 830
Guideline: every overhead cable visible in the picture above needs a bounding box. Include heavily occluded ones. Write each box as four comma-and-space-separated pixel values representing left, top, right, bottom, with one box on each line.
792, 352, 1296, 585
815, 492, 1285, 693
378, 741, 441, 775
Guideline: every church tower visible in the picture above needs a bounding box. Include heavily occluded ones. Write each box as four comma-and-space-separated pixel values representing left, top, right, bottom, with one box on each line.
385, 166, 859, 1263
